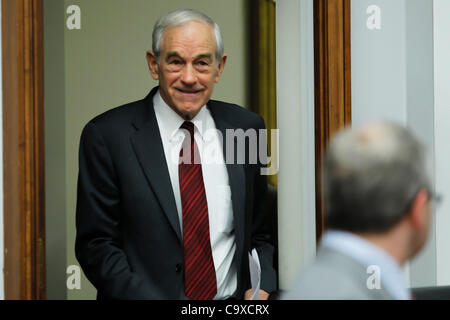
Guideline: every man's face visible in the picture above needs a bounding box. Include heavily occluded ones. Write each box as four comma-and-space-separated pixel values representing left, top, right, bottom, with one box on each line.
410, 192, 433, 258
417, 200, 432, 250
147, 21, 227, 120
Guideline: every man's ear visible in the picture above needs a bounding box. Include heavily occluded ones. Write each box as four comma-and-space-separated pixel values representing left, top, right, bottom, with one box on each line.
147, 50, 160, 80
214, 54, 228, 83
408, 189, 429, 230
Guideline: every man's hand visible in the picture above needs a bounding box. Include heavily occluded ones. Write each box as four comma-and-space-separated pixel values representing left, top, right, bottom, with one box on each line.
244, 289, 270, 300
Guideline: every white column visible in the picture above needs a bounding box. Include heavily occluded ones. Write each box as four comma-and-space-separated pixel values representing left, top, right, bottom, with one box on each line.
433, 0, 450, 286
276, 0, 316, 290
0, 0, 4, 300
351, 0, 436, 288
351, 0, 408, 124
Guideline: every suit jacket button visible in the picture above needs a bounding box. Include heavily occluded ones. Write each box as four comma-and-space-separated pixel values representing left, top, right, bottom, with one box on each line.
176, 264, 183, 273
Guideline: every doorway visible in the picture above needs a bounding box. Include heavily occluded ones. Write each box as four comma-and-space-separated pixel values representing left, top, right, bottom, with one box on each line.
2, 0, 352, 299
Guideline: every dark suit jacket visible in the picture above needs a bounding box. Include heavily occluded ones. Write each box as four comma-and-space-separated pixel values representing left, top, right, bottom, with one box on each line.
75, 87, 277, 299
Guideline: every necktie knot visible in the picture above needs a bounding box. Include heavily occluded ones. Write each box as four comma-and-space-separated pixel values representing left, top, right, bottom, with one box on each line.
180, 121, 195, 138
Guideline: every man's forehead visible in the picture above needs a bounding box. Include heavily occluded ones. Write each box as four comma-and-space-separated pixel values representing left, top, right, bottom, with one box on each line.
161, 21, 216, 47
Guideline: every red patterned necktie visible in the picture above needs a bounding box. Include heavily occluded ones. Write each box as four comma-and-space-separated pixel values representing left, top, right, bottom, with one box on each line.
179, 121, 217, 300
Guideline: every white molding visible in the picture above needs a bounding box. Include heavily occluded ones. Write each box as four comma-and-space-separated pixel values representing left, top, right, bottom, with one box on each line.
433, 0, 450, 286
351, 0, 437, 288
0, 0, 4, 300
276, 0, 316, 290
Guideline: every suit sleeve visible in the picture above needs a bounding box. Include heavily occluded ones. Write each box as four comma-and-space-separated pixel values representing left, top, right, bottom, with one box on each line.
75, 121, 154, 299
251, 116, 277, 294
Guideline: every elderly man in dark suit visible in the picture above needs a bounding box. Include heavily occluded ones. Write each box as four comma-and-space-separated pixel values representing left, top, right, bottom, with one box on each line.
75, 9, 276, 300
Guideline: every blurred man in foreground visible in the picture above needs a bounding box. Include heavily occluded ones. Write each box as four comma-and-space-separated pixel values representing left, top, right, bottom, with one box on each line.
283, 121, 436, 300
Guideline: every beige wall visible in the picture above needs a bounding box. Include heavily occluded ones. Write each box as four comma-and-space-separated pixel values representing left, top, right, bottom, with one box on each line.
45, 0, 249, 300
44, 0, 67, 300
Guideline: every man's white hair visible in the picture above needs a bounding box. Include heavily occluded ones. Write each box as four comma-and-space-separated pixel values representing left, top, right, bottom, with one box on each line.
152, 9, 224, 65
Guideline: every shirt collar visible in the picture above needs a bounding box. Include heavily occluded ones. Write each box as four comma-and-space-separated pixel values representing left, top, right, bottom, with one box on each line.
153, 90, 208, 142
321, 230, 411, 300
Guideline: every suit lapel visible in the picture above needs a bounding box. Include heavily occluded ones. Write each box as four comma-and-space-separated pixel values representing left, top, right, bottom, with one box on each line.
208, 101, 246, 262
130, 88, 182, 242
129, 95, 247, 249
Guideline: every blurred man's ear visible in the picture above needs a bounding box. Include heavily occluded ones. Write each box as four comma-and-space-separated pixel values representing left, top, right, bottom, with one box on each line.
214, 54, 228, 83
408, 189, 430, 230
146, 50, 160, 80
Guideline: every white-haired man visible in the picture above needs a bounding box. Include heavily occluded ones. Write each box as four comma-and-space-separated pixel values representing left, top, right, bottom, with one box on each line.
75, 9, 276, 300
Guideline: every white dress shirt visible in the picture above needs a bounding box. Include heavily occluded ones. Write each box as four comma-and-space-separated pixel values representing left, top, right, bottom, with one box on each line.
153, 91, 237, 299
321, 230, 411, 300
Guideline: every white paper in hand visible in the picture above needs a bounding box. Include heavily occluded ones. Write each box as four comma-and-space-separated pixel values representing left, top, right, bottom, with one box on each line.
248, 248, 261, 300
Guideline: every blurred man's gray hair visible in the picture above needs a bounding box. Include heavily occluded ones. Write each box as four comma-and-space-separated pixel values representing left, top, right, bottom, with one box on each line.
324, 121, 431, 233
152, 9, 224, 65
